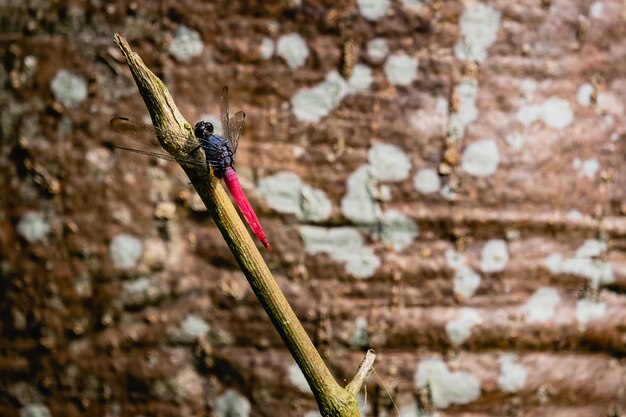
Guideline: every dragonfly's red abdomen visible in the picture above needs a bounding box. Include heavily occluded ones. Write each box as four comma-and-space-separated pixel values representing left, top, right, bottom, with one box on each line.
223, 167, 271, 251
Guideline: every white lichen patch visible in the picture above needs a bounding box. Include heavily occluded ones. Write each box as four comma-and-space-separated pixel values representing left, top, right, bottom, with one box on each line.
567, 210, 584, 221
180, 314, 210, 340
575, 298, 606, 326
577, 239, 605, 258
17, 211, 50, 243
544, 239, 613, 288
277, 33, 309, 69
299, 185, 333, 222
453, 267, 481, 299
541, 97, 574, 129
480, 240, 509, 273
454, 4, 501, 62
415, 358, 481, 408
19, 404, 51, 417
368, 143, 412, 181
300, 226, 380, 278
461, 139, 500, 177
341, 165, 380, 225
260, 37, 274, 59
216, 390, 251, 417
367, 38, 389, 61
291, 66, 375, 122
413, 168, 441, 194
589, 1, 604, 18
445, 308, 482, 346
168, 26, 204, 61
525, 287, 560, 323
400, 0, 423, 12
357, 0, 391, 21
580, 158, 599, 179
455, 79, 479, 131
381, 210, 418, 251
288, 363, 312, 393
171, 366, 204, 400
51, 70, 87, 108
291, 71, 350, 122
516, 97, 573, 129
120, 276, 168, 308
445, 248, 467, 270
498, 355, 526, 393
348, 64, 374, 92
341, 152, 403, 225
110, 233, 143, 269
258, 171, 303, 214
257, 171, 332, 222
577, 83, 594, 107
351, 316, 369, 347
520, 78, 537, 98
384, 52, 418, 86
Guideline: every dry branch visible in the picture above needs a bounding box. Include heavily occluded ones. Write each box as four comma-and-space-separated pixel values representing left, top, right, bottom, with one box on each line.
112, 33, 375, 417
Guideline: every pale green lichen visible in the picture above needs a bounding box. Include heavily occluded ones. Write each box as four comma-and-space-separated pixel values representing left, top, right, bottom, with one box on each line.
383, 51, 418, 86
453, 267, 481, 299
368, 143, 411, 181
257, 171, 332, 222
110, 233, 143, 269
277, 33, 309, 69
169, 25, 204, 61
51, 70, 87, 107
381, 210, 418, 251
357, 0, 391, 21
498, 355, 526, 393
544, 239, 613, 287
180, 314, 210, 340
216, 390, 251, 417
413, 168, 441, 194
480, 239, 509, 272
461, 139, 500, 177
299, 226, 380, 278
525, 287, 560, 323
415, 358, 480, 408
445, 308, 482, 346
17, 211, 50, 243
454, 4, 501, 62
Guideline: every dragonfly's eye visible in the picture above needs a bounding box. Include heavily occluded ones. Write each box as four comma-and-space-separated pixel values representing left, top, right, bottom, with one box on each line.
194, 121, 214, 139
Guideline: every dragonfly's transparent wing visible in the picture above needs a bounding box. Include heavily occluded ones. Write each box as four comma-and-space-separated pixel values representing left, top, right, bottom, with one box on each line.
228, 111, 245, 154
110, 117, 200, 154
220, 86, 231, 143
110, 117, 220, 168
113, 145, 212, 168
110, 117, 162, 147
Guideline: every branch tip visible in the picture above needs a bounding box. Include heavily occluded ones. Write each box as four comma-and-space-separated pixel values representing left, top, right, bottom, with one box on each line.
345, 349, 376, 396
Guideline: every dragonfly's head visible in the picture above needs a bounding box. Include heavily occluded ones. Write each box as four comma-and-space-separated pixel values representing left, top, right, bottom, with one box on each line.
194, 121, 214, 139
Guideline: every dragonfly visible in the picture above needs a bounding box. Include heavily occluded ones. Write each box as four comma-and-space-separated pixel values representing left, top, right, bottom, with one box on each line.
110, 87, 271, 251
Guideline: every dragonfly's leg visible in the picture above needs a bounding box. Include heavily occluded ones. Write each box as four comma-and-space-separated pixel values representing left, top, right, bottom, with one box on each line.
188, 144, 203, 155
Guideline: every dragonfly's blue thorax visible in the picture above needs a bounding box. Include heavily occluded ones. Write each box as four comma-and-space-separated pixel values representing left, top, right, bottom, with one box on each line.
194, 121, 234, 179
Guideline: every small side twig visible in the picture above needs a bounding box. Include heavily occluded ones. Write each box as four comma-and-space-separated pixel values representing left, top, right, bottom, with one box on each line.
112, 34, 375, 417
345, 349, 376, 396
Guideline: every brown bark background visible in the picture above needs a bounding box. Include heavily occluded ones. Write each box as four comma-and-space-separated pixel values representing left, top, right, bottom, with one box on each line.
1, 1, 625, 417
